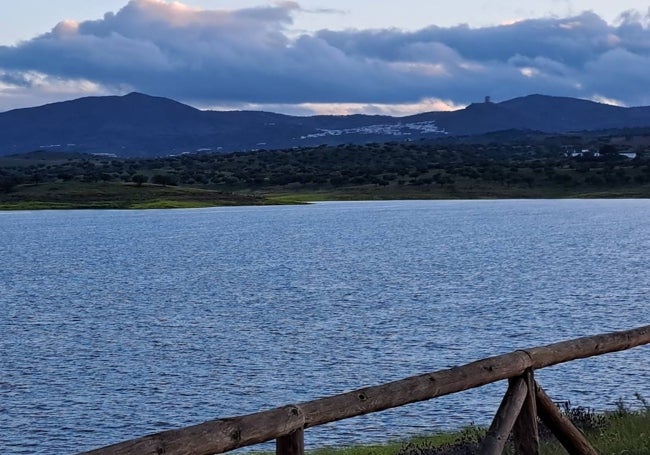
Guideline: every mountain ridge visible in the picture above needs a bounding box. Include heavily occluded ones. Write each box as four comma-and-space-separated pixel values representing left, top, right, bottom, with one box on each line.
2, 92, 650, 157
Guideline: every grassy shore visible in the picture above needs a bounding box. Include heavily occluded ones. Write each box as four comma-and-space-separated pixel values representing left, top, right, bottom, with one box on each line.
296, 403, 649, 455
2, 179, 650, 211
261, 185, 650, 204
0, 181, 303, 210
5, 144, 650, 210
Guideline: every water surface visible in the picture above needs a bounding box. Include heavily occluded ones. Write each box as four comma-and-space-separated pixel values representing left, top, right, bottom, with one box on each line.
0, 200, 648, 454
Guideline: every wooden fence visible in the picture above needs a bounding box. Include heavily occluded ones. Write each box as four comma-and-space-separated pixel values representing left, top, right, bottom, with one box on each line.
80, 325, 650, 455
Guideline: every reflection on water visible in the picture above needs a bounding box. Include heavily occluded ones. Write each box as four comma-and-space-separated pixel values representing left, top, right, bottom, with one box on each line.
0, 200, 649, 454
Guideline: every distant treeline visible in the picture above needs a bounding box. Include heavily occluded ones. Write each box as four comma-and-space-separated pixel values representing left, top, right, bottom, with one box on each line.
2, 139, 650, 195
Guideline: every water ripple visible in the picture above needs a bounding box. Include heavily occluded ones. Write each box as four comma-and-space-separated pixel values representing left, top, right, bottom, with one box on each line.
0, 200, 649, 454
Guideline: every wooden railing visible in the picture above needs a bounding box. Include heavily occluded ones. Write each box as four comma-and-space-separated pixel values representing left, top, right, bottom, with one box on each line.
80, 325, 650, 455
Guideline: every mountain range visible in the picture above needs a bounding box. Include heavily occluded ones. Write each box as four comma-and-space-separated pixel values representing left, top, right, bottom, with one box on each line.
2, 92, 650, 158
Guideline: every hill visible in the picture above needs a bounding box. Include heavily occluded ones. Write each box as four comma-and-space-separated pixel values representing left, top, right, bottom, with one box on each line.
2, 93, 650, 157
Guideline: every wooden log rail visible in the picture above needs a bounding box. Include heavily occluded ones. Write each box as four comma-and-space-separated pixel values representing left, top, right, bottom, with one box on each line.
79, 325, 650, 455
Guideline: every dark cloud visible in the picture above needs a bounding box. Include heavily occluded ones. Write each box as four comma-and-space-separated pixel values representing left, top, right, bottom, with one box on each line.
0, 71, 32, 87
1, 0, 649, 110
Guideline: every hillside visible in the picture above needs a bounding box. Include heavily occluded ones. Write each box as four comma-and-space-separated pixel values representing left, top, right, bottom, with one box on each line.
2, 93, 650, 157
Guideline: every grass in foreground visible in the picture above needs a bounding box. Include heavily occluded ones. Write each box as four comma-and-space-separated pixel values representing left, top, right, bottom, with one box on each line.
538, 401, 650, 455
297, 401, 649, 455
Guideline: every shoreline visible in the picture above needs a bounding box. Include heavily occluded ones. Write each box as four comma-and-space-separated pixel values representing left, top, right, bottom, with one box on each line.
2, 182, 650, 211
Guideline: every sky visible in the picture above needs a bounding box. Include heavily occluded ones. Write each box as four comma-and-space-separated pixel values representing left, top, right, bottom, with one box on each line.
1, 0, 650, 115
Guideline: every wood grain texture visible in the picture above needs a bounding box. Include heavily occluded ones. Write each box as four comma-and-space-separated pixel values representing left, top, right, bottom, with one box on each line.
479, 376, 528, 455
79, 405, 304, 455
511, 370, 539, 455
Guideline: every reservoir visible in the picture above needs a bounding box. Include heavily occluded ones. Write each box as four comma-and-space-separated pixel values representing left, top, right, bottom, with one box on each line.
1, 200, 649, 454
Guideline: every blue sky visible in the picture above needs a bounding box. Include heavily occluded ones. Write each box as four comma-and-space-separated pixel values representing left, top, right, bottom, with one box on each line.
1, 1, 649, 115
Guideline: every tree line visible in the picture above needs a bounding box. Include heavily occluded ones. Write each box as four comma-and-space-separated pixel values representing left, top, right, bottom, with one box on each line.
1, 140, 649, 194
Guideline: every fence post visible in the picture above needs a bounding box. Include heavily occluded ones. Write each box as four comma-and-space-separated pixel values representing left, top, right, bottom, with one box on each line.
479, 376, 528, 455
511, 369, 539, 454
535, 383, 598, 455
276, 428, 304, 455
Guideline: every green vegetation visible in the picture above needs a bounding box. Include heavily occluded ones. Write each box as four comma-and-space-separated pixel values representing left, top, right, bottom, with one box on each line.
0, 181, 296, 210
297, 400, 650, 455
2, 132, 650, 209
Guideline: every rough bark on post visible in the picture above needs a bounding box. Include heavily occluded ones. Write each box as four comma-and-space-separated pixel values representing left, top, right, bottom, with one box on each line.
276, 428, 304, 455
511, 370, 539, 455
479, 377, 528, 455
79, 405, 305, 455
535, 383, 598, 455
522, 325, 650, 370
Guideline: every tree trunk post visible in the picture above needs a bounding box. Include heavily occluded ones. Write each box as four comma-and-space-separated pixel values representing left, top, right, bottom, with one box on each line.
535, 383, 598, 455
479, 376, 528, 455
512, 369, 539, 454
276, 428, 304, 455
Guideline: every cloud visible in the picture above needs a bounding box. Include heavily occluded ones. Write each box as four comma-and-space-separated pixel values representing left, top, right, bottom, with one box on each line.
0, 1, 650, 113
0, 70, 112, 112
199, 98, 464, 117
